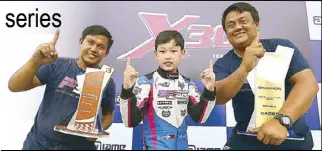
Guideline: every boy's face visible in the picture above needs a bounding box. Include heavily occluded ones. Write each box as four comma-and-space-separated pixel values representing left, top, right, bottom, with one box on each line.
154, 39, 185, 73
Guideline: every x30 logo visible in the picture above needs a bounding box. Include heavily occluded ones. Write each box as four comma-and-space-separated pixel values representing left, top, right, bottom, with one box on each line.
117, 12, 232, 60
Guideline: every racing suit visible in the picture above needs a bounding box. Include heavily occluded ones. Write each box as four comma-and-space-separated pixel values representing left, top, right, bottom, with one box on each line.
120, 67, 216, 150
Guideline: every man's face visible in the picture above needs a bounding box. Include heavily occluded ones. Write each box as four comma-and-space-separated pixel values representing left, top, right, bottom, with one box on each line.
154, 39, 185, 73
225, 11, 259, 49
80, 35, 109, 66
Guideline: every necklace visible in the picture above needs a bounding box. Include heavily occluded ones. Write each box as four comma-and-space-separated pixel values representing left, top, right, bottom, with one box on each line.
76, 58, 82, 69
233, 49, 244, 69
234, 50, 243, 58
76, 58, 100, 70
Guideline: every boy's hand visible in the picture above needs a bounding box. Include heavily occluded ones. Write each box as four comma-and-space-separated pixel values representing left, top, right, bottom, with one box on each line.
200, 60, 216, 91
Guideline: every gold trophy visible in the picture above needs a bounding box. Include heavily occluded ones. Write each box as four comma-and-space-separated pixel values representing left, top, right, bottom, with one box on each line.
242, 45, 304, 140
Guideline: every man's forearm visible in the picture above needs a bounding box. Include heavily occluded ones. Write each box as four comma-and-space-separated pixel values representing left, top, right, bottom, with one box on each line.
216, 66, 248, 104
8, 58, 42, 92
279, 81, 319, 122
101, 113, 114, 130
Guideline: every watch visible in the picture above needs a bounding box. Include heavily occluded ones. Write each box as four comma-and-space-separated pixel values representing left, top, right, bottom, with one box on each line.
274, 113, 293, 129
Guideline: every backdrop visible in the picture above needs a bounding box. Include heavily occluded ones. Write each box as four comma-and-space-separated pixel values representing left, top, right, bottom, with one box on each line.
0, 1, 320, 150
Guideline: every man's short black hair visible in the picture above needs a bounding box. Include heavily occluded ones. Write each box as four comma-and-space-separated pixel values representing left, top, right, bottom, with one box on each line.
222, 2, 260, 32
155, 30, 185, 51
80, 25, 114, 50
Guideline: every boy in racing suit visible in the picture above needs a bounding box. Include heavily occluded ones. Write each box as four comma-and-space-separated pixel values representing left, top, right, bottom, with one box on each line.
119, 30, 217, 150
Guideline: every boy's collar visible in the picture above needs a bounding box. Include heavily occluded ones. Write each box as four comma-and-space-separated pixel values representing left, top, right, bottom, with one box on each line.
157, 67, 179, 79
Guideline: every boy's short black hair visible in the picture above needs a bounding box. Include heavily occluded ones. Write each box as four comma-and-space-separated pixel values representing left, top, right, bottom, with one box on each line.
155, 30, 185, 51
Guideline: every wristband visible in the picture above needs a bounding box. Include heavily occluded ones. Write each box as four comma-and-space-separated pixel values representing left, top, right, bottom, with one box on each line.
235, 69, 246, 82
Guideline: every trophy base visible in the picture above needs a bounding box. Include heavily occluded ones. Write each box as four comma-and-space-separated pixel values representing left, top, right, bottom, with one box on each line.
237, 131, 305, 141
54, 125, 109, 138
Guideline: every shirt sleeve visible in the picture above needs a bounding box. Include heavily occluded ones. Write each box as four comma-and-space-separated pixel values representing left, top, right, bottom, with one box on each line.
101, 78, 116, 111
35, 63, 53, 85
281, 39, 311, 80
187, 80, 216, 123
119, 75, 151, 128
213, 58, 230, 81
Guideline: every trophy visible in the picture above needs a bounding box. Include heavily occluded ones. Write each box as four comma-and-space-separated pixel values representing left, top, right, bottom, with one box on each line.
240, 45, 304, 140
54, 65, 114, 138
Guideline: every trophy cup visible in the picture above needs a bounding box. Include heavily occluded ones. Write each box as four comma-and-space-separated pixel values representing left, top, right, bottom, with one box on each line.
240, 45, 304, 140
54, 65, 114, 138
